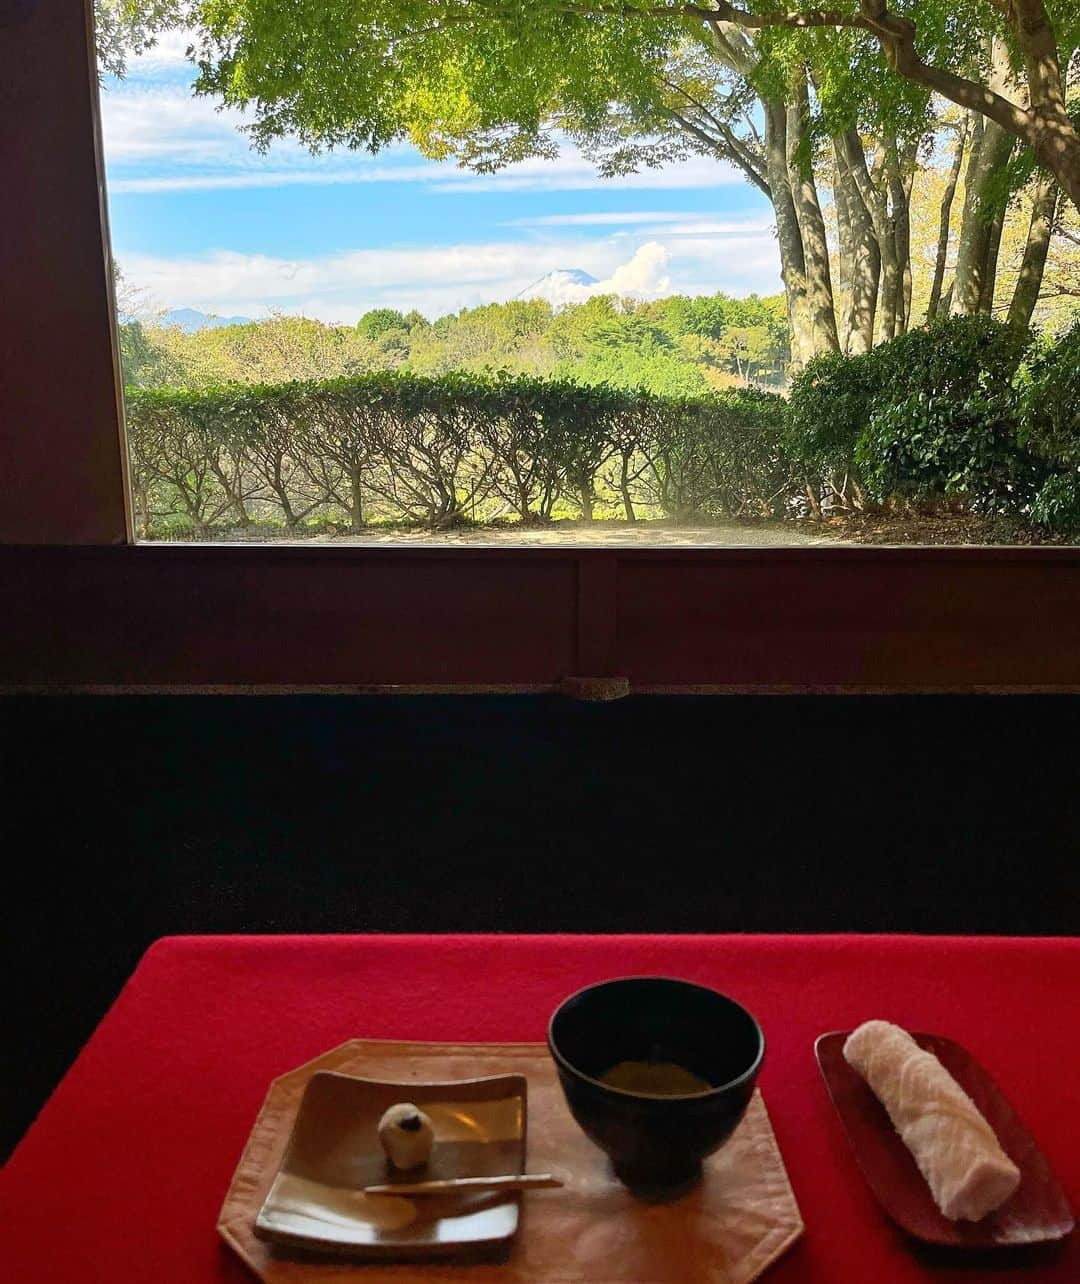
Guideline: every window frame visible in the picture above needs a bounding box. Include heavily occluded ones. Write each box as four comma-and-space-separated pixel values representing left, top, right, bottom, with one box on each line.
1, 0, 1078, 694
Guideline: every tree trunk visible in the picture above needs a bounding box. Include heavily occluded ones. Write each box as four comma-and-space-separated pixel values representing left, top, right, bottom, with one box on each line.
926, 117, 970, 322
221, 478, 251, 527
877, 238, 899, 340
210, 451, 251, 527
978, 185, 1010, 314
887, 148, 907, 333
619, 454, 636, 522
953, 41, 1018, 315
953, 121, 1016, 314
872, 142, 900, 342
786, 72, 840, 356
132, 480, 151, 539
266, 458, 299, 527
834, 132, 880, 354
706, 26, 819, 369
952, 115, 984, 313
888, 137, 917, 334
348, 465, 364, 531
764, 98, 813, 369
833, 153, 854, 349
1008, 174, 1061, 328
1029, 103, 1080, 215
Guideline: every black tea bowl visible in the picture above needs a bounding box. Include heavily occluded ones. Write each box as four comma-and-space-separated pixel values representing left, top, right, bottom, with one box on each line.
548, 976, 765, 1194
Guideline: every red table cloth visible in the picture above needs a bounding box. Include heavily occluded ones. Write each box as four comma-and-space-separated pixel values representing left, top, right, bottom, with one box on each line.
4, 934, 1078, 1282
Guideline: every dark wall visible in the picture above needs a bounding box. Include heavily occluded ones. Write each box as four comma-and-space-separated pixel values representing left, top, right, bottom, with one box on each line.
5, 693, 1078, 1156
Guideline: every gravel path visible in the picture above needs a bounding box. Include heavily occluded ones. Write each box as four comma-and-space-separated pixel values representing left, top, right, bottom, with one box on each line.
299, 523, 826, 547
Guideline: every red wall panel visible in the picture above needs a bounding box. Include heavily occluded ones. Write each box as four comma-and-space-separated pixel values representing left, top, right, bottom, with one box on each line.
0, 1, 130, 544
3, 546, 1078, 691
615, 550, 1080, 688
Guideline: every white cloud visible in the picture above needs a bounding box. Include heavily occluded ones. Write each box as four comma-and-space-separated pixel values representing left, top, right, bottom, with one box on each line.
125, 240, 615, 316
120, 28, 199, 76
121, 226, 781, 323
100, 86, 248, 163
607, 243, 670, 294
109, 165, 452, 194
522, 244, 671, 307
667, 231, 779, 273
100, 78, 747, 195
431, 152, 744, 194
505, 211, 712, 228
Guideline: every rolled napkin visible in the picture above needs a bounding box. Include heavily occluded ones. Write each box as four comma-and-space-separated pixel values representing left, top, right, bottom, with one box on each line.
843, 1020, 1021, 1221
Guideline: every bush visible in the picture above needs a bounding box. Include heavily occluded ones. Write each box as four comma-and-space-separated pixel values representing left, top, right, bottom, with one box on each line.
1019, 321, 1080, 531
785, 348, 878, 480
1020, 321, 1080, 464
1030, 473, 1080, 532
786, 317, 1038, 514
868, 315, 1033, 401
123, 321, 1077, 538
124, 372, 794, 535
855, 390, 1042, 513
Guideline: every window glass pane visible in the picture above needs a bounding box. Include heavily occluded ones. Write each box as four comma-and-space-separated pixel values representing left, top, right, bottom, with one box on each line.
97, 10, 1079, 548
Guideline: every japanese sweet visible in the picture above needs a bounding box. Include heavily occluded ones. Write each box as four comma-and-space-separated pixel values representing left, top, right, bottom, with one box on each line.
377, 1103, 435, 1170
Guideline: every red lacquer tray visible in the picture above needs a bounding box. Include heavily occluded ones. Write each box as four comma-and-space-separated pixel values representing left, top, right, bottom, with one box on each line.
816, 1030, 1074, 1247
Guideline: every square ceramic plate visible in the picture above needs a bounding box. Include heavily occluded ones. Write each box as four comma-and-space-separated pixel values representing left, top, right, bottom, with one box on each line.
254, 1071, 527, 1258
816, 1031, 1075, 1247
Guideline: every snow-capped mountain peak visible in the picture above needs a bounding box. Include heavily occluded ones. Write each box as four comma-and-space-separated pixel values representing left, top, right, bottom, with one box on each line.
517, 268, 599, 306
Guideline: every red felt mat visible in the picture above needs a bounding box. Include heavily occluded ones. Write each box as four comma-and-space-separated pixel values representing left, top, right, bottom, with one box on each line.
3, 934, 1078, 1283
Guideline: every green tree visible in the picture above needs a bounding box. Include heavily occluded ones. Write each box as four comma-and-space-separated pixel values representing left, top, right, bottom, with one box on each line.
185, 1, 1078, 360
188, 6, 848, 363
648, 294, 729, 341
102, 2, 1078, 370
734, 1, 1080, 212
405, 300, 555, 376
357, 308, 408, 340
148, 313, 372, 386
94, 1, 189, 79
118, 319, 181, 387
543, 299, 704, 393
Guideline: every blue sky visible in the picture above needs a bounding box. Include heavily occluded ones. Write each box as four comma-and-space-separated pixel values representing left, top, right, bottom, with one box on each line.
101, 30, 783, 323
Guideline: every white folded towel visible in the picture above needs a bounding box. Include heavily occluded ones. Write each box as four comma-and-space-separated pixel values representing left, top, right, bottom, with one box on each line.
843, 1020, 1021, 1221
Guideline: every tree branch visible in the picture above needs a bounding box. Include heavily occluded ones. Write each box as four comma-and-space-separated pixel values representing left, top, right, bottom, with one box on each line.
659, 75, 769, 189
662, 105, 770, 193
700, 0, 1078, 207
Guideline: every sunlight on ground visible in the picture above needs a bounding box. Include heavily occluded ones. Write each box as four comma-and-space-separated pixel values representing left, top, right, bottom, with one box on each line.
168, 523, 827, 547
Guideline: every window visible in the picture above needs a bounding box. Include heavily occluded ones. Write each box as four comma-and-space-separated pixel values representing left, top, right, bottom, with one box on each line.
98, 5, 1079, 553
1, 2, 1078, 692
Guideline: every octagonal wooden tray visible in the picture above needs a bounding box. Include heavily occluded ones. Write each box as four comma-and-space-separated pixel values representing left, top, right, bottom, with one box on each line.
219, 1039, 804, 1283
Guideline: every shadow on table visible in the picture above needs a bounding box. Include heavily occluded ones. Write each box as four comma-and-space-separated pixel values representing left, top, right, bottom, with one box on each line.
908, 1236, 1071, 1273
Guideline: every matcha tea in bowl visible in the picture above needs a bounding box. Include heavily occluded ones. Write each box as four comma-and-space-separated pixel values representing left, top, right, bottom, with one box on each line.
547, 977, 765, 1193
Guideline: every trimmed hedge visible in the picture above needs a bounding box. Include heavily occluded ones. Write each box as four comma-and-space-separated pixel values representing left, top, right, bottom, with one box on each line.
124, 372, 789, 535
124, 321, 1080, 538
